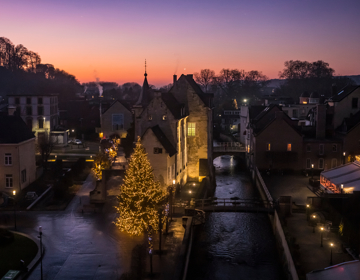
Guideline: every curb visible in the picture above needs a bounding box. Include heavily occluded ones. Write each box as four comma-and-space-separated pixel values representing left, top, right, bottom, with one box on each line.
8, 231, 44, 280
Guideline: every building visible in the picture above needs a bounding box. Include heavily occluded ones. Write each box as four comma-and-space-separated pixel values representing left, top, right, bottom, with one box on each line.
0, 116, 36, 195
133, 71, 213, 189
220, 109, 241, 133
8, 93, 68, 146
100, 100, 132, 140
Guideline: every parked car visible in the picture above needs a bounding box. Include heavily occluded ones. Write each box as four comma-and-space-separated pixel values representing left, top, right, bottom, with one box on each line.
74, 139, 82, 145
25, 192, 38, 201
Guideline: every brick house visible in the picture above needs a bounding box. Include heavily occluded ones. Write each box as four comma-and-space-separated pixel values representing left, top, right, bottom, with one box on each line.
0, 116, 36, 195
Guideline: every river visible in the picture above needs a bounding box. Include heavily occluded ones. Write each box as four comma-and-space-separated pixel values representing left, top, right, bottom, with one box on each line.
187, 156, 283, 280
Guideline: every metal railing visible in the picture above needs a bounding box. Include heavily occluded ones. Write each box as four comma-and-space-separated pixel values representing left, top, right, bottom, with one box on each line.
213, 142, 246, 152
192, 197, 274, 211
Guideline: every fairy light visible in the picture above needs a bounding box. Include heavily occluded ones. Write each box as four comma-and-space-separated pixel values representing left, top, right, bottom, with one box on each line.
114, 137, 166, 236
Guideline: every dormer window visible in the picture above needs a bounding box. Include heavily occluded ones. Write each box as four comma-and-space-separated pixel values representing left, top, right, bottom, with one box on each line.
162, 115, 167, 121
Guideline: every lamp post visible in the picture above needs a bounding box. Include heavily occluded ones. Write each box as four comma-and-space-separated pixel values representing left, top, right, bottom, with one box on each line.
341, 184, 343, 194
330, 243, 334, 266
312, 215, 316, 233
311, 164, 314, 179
343, 152, 346, 164
320, 227, 324, 247
306, 204, 310, 221
13, 190, 17, 230
38, 226, 43, 280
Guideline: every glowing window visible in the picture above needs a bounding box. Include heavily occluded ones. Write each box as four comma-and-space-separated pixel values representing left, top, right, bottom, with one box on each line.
188, 123, 195, 136
287, 144, 292, 151
266, 143, 271, 151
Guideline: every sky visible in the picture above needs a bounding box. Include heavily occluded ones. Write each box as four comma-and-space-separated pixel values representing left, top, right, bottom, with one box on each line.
1, 0, 360, 87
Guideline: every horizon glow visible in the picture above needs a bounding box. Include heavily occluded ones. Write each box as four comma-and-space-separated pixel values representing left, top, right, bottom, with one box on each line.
1, 0, 360, 87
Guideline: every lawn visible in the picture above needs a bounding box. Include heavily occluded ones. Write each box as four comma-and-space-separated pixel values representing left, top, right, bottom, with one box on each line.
0, 232, 38, 278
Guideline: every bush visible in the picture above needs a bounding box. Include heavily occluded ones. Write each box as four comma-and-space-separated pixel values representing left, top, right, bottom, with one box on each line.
0, 228, 14, 245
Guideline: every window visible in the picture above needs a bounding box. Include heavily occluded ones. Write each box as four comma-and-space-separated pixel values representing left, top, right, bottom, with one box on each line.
21, 169, 26, 183
112, 114, 124, 130
5, 153, 12, 165
266, 143, 271, 151
352, 98, 358, 109
38, 97, 43, 104
38, 119, 44, 129
306, 144, 311, 152
287, 143, 292, 151
15, 97, 20, 105
162, 115, 167, 121
332, 144, 337, 152
188, 123, 196, 136
26, 97, 31, 104
331, 158, 337, 168
319, 144, 324, 155
38, 106, 43, 115
154, 148, 163, 154
5, 175, 13, 188
306, 158, 311, 169
319, 159, 324, 169
26, 106, 32, 116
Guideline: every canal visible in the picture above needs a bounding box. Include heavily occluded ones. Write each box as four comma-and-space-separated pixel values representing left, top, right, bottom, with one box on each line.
187, 156, 283, 280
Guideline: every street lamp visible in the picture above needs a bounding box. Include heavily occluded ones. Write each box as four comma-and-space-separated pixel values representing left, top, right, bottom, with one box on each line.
311, 164, 314, 179
320, 227, 324, 247
13, 190, 17, 230
330, 243, 334, 266
312, 215, 316, 233
343, 152, 346, 164
306, 204, 310, 221
38, 226, 43, 280
341, 184, 343, 194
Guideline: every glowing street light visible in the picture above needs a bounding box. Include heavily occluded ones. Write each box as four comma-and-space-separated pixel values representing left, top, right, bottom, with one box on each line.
320, 227, 324, 247
330, 243, 334, 265
13, 190, 17, 230
306, 204, 310, 221
341, 184, 344, 194
311, 164, 314, 179
312, 215, 316, 233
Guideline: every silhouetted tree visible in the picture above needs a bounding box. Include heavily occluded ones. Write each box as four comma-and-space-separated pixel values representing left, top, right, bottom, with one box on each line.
194, 69, 215, 93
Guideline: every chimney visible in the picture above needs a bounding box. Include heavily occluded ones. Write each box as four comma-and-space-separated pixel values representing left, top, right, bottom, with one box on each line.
187, 74, 193, 79
316, 104, 326, 139
8, 106, 16, 116
173, 75, 177, 85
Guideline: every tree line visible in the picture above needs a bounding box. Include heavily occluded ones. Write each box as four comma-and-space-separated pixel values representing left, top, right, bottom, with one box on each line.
0, 37, 81, 104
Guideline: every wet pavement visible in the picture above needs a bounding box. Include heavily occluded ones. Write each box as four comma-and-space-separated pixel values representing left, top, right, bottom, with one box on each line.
0, 170, 184, 280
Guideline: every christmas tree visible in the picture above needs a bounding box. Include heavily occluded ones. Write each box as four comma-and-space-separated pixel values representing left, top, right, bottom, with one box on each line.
115, 137, 166, 236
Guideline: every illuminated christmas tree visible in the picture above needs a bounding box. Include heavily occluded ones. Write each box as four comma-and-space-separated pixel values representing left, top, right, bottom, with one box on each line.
91, 153, 111, 180
115, 137, 166, 236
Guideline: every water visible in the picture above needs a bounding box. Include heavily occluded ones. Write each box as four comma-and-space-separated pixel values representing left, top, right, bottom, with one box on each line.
187, 156, 282, 280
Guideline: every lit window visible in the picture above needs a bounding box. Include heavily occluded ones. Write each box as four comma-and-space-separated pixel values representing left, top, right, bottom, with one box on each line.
266, 143, 271, 151
188, 123, 196, 136
5, 153, 12, 165
5, 174, 13, 188
287, 144, 292, 151
112, 114, 124, 130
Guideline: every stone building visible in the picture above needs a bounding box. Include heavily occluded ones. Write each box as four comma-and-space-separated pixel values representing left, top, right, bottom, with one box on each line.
133, 71, 213, 189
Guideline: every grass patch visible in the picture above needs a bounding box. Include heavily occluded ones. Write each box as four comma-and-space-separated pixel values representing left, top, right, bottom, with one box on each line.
0, 232, 38, 278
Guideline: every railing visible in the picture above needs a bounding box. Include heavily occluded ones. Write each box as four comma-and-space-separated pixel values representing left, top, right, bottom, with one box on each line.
255, 167, 274, 207
213, 142, 246, 152
192, 197, 273, 211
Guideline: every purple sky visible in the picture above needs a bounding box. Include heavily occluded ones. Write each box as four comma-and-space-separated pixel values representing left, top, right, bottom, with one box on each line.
2, 0, 360, 86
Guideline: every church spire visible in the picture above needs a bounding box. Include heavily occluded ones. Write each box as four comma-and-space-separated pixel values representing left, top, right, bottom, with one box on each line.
144, 59, 147, 77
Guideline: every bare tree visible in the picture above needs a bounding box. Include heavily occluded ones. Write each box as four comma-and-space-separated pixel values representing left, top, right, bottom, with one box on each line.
37, 131, 54, 170
194, 69, 215, 92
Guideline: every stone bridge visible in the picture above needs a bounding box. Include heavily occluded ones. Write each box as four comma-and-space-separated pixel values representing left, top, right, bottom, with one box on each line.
213, 142, 246, 158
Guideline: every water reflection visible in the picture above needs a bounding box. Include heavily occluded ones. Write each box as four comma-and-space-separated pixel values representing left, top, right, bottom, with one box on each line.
187, 156, 281, 280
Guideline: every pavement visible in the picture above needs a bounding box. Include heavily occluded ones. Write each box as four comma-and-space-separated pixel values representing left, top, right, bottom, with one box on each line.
263, 174, 355, 278
0, 165, 185, 280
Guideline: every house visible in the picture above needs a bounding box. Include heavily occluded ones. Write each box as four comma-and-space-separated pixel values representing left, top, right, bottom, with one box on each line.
0, 115, 36, 195
133, 71, 213, 189
220, 108, 241, 133
7, 93, 68, 146
100, 100, 132, 140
